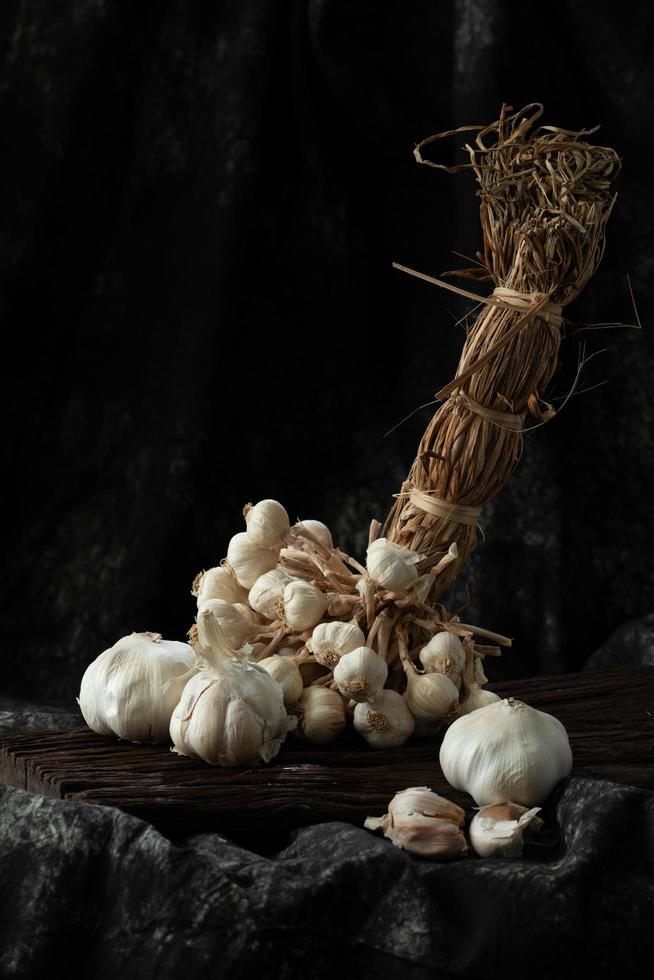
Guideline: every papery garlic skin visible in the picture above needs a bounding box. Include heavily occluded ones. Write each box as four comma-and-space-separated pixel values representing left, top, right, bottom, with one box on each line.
474, 656, 488, 685
233, 603, 264, 625
298, 686, 346, 744
79, 632, 196, 744
404, 669, 459, 722
193, 566, 249, 609
282, 579, 328, 631
170, 657, 293, 766
353, 690, 415, 748
469, 802, 543, 858
249, 569, 291, 620
419, 632, 466, 678
245, 499, 290, 547
307, 621, 365, 669
259, 656, 303, 707
439, 698, 573, 806
293, 519, 333, 549
457, 685, 500, 716
364, 786, 467, 859
366, 538, 423, 591
333, 647, 388, 703
197, 599, 252, 651
227, 532, 280, 589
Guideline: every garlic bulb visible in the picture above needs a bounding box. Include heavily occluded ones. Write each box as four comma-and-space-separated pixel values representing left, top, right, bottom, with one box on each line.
333, 647, 387, 703
364, 787, 467, 859
170, 645, 294, 766
353, 689, 415, 748
78, 632, 196, 744
403, 666, 459, 722
307, 621, 365, 668
282, 579, 328, 631
298, 686, 346, 744
366, 538, 423, 590
439, 697, 573, 806
245, 499, 290, 547
419, 632, 466, 680
469, 802, 543, 858
259, 655, 303, 707
227, 532, 279, 589
197, 599, 252, 651
294, 519, 333, 549
248, 569, 291, 620
193, 566, 248, 608
457, 685, 500, 716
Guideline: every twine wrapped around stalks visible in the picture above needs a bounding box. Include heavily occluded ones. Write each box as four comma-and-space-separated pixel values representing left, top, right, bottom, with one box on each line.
384, 103, 621, 598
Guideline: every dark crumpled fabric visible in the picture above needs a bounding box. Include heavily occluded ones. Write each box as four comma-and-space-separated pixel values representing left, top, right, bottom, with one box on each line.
1, 708, 653, 979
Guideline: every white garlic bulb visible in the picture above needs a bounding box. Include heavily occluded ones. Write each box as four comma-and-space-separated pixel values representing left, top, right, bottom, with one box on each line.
403, 666, 459, 722
294, 519, 333, 549
353, 690, 415, 748
78, 632, 196, 744
457, 685, 500, 716
366, 538, 423, 590
469, 802, 543, 858
307, 621, 365, 668
282, 579, 328, 631
245, 499, 290, 547
197, 599, 252, 651
193, 566, 249, 609
248, 569, 291, 620
419, 632, 466, 679
333, 647, 388, 703
364, 787, 467, 859
258, 655, 303, 707
298, 686, 346, 744
439, 697, 573, 806
227, 532, 280, 589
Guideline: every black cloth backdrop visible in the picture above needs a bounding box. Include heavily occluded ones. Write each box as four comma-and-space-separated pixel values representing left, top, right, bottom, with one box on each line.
2, 1, 654, 705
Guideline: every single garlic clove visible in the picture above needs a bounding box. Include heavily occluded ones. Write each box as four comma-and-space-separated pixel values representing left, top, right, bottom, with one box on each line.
193, 566, 249, 608
364, 786, 467, 859
457, 684, 500, 716
232, 602, 265, 625
245, 499, 290, 548
366, 538, 424, 591
196, 598, 252, 651
473, 656, 488, 686
439, 697, 573, 806
353, 689, 415, 748
469, 802, 544, 858
282, 579, 328, 631
297, 686, 347, 744
258, 655, 304, 707
404, 669, 459, 722
307, 620, 366, 669
248, 569, 291, 620
333, 646, 388, 703
292, 519, 334, 549
227, 532, 280, 589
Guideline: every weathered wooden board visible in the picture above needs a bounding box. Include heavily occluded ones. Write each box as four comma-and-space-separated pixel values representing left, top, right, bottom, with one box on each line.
1, 667, 652, 835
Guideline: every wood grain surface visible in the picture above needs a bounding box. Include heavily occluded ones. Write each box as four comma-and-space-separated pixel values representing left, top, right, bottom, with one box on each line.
1, 667, 652, 835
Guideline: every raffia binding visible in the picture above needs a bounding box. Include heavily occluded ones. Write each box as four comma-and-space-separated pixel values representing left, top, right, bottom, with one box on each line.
491, 286, 564, 328
408, 489, 482, 526
450, 391, 525, 432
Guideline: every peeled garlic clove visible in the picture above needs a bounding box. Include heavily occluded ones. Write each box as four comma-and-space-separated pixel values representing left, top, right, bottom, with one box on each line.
297, 686, 346, 744
259, 655, 303, 707
293, 519, 333, 549
78, 632, 196, 744
307, 620, 366, 668
227, 532, 280, 589
403, 668, 459, 722
353, 689, 415, 748
245, 499, 290, 547
457, 684, 500, 715
439, 697, 573, 806
333, 646, 387, 703
197, 599, 252, 651
193, 566, 249, 608
469, 802, 544, 858
170, 656, 293, 766
419, 632, 466, 678
364, 786, 467, 859
282, 579, 328, 631
366, 538, 424, 591
248, 569, 291, 620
